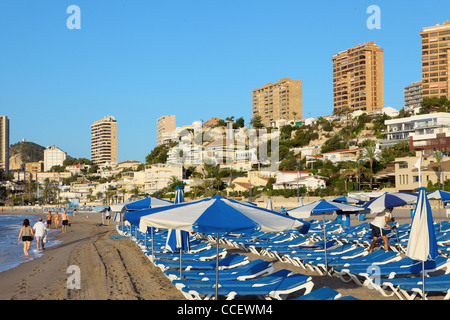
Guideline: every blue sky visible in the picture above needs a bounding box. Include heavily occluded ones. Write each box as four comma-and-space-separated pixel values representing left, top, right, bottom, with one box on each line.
0, 0, 449, 162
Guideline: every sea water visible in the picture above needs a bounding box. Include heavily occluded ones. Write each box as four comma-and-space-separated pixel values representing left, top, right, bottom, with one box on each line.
0, 215, 60, 273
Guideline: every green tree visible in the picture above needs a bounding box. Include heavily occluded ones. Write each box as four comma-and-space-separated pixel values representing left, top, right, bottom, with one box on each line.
358, 140, 382, 189
250, 116, 264, 129
145, 145, 169, 164
233, 117, 245, 129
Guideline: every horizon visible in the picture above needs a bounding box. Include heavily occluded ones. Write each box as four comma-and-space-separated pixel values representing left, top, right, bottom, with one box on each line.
1, 0, 449, 163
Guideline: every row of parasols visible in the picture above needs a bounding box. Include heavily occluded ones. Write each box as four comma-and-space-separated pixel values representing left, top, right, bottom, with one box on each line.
99, 186, 446, 299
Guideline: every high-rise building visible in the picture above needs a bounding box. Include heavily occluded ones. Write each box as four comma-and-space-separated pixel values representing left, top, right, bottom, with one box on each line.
0, 115, 9, 173
404, 81, 423, 114
156, 115, 176, 146
91, 116, 117, 165
44, 145, 67, 172
420, 21, 450, 100
332, 41, 384, 114
251, 78, 303, 127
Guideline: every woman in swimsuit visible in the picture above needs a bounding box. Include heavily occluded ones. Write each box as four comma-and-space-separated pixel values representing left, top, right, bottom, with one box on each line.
54, 212, 60, 229
18, 219, 34, 256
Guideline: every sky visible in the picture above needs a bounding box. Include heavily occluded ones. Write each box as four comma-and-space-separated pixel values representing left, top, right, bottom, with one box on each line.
0, 0, 449, 163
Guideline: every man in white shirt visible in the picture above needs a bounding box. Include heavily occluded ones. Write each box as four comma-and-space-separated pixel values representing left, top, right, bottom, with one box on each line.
33, 217, 47, 251
369, 208, 395, 253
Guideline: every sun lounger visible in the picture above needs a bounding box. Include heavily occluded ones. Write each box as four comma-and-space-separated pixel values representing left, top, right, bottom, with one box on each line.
172, 269, 294, 291
164, 259, 274, 281
311, 250, 401, 275
154, 253, 249, 272
378, 270, 450, 300
180, 273, 314, 300
282, 244, 367, 268
296, 246, 368, 271
398, 280, 450, 300
289, 286, 342, 300
149, 247, 227, 261
339, 256, 450, 287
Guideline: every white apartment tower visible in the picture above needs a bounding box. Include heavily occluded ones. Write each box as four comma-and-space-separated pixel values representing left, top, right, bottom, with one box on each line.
44, 145, 67, 172
0, 116, 9, 173
91, 116, 117, 165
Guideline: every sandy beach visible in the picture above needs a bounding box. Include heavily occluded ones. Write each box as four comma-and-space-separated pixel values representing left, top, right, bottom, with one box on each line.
0, 209, 184, 300
0, 207, 447, 301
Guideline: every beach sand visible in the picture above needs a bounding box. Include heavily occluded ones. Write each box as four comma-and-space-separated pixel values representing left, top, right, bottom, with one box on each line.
0, 210, 184, 300
0, 208, 446, 300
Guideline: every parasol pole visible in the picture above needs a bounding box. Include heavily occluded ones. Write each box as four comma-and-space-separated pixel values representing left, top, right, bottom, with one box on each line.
422, 261, 425, 300
215, 232, 220, 300
323, 213, 329, 276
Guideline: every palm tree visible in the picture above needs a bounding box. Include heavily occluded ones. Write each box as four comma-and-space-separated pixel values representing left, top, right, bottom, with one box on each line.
433, 150, 444, 188
358, 140, 382, 189
341, 162, 358, 192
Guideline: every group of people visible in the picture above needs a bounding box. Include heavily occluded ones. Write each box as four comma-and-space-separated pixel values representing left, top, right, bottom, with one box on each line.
44, 210, 70, 232
18, 210, 70, 256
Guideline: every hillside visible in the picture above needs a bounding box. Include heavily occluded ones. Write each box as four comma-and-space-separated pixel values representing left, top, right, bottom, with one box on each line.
9, 141, 45, 170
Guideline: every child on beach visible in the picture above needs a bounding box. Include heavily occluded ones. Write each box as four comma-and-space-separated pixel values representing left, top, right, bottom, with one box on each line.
18, 219, 34, 256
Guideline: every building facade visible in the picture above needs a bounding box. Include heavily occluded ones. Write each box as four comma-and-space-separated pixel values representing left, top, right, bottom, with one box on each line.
404, 81, 423, 114
332, 41, 384, 114
0, 115, 9, 173
156, 115, 176, 146
91, 116, 117, 165
252, 78, 303, 127
382, 113, 450, 154
420, 21, 450, 100
44, 145, 67, 172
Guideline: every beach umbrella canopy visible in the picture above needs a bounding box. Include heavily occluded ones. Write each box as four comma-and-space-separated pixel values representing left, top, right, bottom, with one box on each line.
332, 196, 364, 205
166, 186, 190, 252
407, 188, 439, 261
166, 229, 191, 252
126, 195, 309, 299
287, 199, 365, 275
126, 195, 309, 235
362, 192, 417, 213
266, 197, 273, 211
287, 199, 365, 219
93, 205, 109, 212
406, 187, 439, 299
427, 190, 450, 202
173, 186, 185, 204
110, 197, 173, 213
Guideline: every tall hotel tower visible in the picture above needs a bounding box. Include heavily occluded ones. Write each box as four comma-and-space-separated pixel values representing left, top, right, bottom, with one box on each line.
0, 115, 9, 173
251, 78, 303, 127
420, 21, 450, 100
332, 41, 384, 114
91, 116, 117, 165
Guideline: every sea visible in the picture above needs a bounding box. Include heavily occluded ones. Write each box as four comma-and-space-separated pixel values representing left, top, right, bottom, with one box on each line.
0, 214, 60, 273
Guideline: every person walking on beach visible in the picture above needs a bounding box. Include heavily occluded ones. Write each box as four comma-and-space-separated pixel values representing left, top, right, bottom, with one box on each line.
368, 208, 396, 253
18, 219, 34, 256
105, 208, 111, 226
46, 211, 53, 229
33, 218, 47, 251
61, 210, 69, 234
54, 211, 60, 229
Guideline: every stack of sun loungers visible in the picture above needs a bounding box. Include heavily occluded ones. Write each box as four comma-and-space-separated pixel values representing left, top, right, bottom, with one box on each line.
115, 223, 318, 300
115, 218, 450, 300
